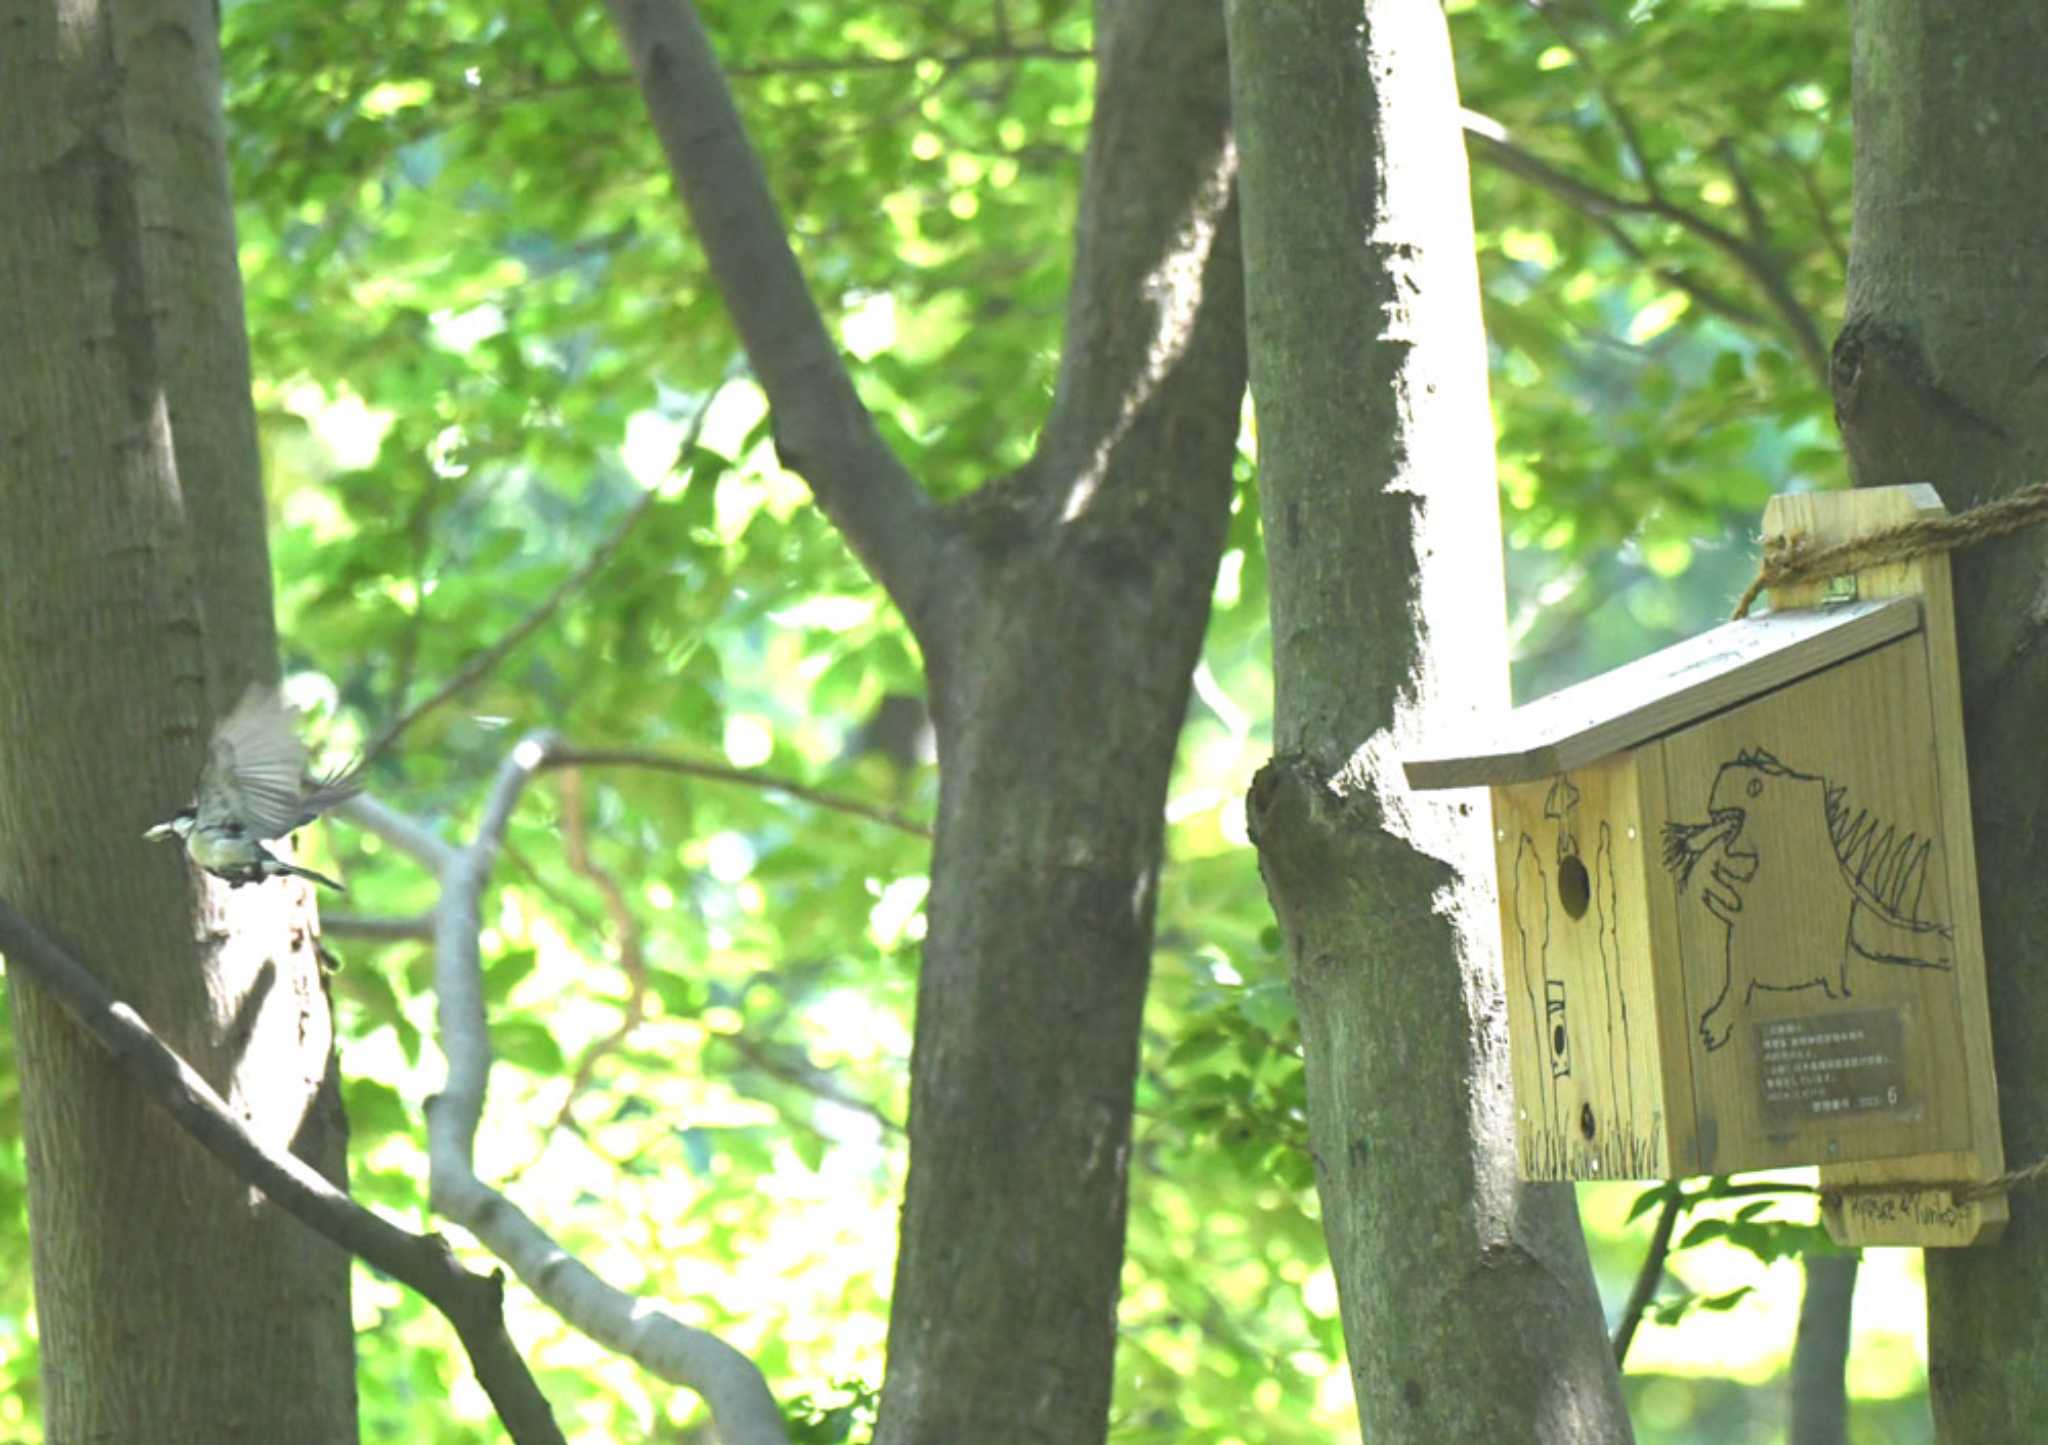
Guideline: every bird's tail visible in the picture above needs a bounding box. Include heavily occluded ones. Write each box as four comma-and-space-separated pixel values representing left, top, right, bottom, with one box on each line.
277, 858, 347, 892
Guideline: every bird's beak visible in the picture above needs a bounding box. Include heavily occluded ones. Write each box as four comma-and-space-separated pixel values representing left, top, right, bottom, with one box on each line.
142, 820, 176, 841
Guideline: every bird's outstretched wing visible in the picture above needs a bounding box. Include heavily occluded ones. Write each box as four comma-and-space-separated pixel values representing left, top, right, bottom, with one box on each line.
296, 759, 365, 826
198, 686, 313, 841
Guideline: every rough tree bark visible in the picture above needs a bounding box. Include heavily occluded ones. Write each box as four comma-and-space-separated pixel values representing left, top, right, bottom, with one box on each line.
604, 1, 1245, 1440
1832, 6, 2048, 1438
0, 0, 357, 1438
1225, 2, 1632, 1439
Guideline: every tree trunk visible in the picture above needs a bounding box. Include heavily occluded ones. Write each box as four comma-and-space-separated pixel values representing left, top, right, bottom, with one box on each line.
604, 1, 1245, 1438
1226, 2, 1632, 1439
0, 0, 357, 1438
876, 7, 1244, 1440
1835, 6, 2048, 1438
1788, 1254, 1855, 1445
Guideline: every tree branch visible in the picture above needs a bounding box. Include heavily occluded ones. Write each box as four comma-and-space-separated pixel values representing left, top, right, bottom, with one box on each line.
353, 736, 790, 1445
1612, 1185, 1684, 1366
1713, 136, 1773, 251
364, 369, 737, 764
322, 911, 436, 942
1777, 137, 1848, 270
545, 747, 932, 838
0, 896, 566, 1445
1462, 111, 1830, 383
724, 42, 1092, 78
540, 767, 650, 1139
719, 1026, 903, 1135
1524, 0, 1664, 206
600, 0, 945, 640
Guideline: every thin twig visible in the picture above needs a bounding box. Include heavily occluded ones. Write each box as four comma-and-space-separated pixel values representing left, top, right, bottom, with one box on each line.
544, 0, 609, 80
361, 492, 656, 763
0, 896, 566, 1445
1613, 1186, 1685, 1366
723, 42, 1092, 78
719, 1029, 902, 1135
544, 768, 650, 1137
545, 747, 933, 839
1525, 0, 1664, 206
1779, 138, 1848, 270
1714, 136, 1773, 250
364, 369, 737, 765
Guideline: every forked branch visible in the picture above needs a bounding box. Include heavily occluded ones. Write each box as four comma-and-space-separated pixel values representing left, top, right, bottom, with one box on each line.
0, 897, 566, 1445
339, 741, 790, 1445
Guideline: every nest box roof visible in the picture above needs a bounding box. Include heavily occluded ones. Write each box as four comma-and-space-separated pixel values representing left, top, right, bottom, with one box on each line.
1404, 595, 1921, 789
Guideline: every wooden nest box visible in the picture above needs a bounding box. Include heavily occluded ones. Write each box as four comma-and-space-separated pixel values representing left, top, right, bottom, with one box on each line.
1405, 486, 2004, 1246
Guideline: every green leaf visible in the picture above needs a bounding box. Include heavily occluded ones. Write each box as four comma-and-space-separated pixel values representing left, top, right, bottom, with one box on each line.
482, 947, 537, 1004
1624, 1183, 1678, 1224
344, 1078, 412, 1142
492, 1020, 565, 1074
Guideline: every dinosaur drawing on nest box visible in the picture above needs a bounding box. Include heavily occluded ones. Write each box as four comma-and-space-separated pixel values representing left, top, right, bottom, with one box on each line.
1397, 487, 2007, 1241
1661, 747, 1953, 1051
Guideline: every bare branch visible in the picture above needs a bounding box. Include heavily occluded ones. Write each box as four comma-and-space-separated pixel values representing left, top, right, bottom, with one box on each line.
1777, 137, 1848, 270
0, 896, 566, 1445
721, 1028, 902, 1135
601, 0, 946, 639
545, 747, 932, 838
340, 793, 462, 874
1713, 136, 1773, 250
365, 370, 737, 764
724, 42, 1091, 78
1462, 113, 1830, 383
434, 735, 562, 1159
322, 912, 436, 942
363, 736, 790, 1445
542, 768, 651, 1138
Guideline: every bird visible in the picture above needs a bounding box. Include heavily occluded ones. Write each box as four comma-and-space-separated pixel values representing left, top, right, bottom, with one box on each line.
144, 685, 362, 891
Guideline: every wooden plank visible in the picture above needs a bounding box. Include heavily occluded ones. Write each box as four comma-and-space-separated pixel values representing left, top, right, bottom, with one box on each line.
1632, 747, 1707, 1175
1770, 486, 2006, 1247
1490, 764, 1674, 1179
1404, 596, 1922, 789
1821, 1187, 2001, 1248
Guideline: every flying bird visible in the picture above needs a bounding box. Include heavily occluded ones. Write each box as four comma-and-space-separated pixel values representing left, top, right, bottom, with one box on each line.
144, 685, 361, 891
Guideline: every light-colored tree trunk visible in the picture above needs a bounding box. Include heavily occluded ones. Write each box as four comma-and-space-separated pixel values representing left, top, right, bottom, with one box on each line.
1226, 2, 1633, 1438
1834, 6, 2048, 1438
0, 0, 357, 1437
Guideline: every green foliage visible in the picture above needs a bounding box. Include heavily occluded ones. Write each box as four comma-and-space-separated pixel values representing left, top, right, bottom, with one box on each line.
783, 1379, 880, 1444
1452, 0, 1852, 694
1630, 1177, 1844, 1333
